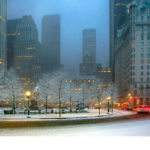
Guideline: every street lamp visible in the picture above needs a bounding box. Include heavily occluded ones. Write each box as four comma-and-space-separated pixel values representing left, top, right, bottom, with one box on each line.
107, 96, 111, 114
25, 91, 31, 118
97, 96, 100, 116
127, 93, 133, 109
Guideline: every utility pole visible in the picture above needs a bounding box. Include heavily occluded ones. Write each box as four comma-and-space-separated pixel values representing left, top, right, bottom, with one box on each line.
46, 95, 48, 114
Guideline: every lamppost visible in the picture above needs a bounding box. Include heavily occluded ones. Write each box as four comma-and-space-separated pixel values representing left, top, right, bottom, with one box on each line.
97, 96, 100, 116
69, 96, 72, 113
45, 95, 48, 114
25, 91, 31, 118
128, 93, 133, 109
12, 93, 16, 114
107, 96, 111, 114
58, 80, 63, 118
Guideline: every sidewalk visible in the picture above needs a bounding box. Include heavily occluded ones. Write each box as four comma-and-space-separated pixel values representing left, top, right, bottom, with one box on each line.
0, 109, 137, 128
0, 109, 136, 121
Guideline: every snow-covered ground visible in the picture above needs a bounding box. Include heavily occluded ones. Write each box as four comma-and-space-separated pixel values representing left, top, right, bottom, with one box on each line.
0, 108, 136, 120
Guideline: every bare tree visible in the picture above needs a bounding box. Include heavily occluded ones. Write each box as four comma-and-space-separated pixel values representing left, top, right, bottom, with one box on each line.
63, 81, 76, 112
37, 73, 51, 113
37, 71, 69, 116
4, 68, 24, 114
49, 71, 67, 117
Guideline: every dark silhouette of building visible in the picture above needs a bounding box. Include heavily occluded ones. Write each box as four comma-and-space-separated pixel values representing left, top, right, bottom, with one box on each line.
7, 19, 21, 70
42, 15, 60, 73
0, 0, 7, 84
14, 15, 41, 89
109, 0, 132, 81
80, 29, 96, 76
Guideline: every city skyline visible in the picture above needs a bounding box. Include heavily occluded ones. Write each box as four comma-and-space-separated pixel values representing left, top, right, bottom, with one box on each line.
7, 0, 109, 73
42, 15, 61, 73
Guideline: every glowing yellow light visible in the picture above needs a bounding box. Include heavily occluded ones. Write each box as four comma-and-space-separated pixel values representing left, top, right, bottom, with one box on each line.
107, 96, 111, 100
25, 91, 31, 97
128, 93, 131, 97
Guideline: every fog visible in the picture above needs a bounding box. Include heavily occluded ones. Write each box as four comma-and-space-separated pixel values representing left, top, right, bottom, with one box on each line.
7, 0, 109, 73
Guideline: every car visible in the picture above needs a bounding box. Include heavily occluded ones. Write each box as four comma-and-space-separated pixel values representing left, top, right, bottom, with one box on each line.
136, 105, 150, 113
64, 109, 70, 113
4, 108, 13, 114
121, 104, 129, 110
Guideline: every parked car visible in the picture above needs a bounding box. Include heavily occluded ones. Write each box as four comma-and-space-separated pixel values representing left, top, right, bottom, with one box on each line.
4, 108, 13, 114
136, 105, 150, 113
121, 104, 129, 110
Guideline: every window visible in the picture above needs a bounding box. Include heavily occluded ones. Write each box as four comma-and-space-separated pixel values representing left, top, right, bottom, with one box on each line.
141, 34, 144, 40
147, 32, 150, 40
141, 65, 144, 70
147, 60, 150, 64
141, 48, 144, 52
141, 78, 144, 82
141, 60, 144, 64
141, 16, 144, 22
147, 42, 150, 46
141, 42, 144, 46
147, 54, 150, 58
141, 72, 144, 76
146, 84, 149, 89
141, 53, 144, 58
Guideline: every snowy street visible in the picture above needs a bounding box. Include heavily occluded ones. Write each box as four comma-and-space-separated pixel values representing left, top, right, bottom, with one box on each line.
0, 113, 150, 136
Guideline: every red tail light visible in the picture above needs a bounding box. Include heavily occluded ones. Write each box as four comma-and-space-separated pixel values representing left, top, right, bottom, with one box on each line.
146, 108, 149, 111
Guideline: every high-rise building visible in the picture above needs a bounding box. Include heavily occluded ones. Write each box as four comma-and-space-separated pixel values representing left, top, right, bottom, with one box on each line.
14, 16, 41, 89
115, 0, 150, 106
7, 19, 21, 70
0, 0, 7, 84
110, 0, 132, 80
42, 15, 60, 73
80, 29, 96, 76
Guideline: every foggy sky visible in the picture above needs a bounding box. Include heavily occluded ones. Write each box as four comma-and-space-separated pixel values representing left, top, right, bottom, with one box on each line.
7, 0, 109, 73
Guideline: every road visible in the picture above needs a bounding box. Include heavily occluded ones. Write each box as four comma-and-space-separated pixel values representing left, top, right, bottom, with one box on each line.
0, 114, 150, 136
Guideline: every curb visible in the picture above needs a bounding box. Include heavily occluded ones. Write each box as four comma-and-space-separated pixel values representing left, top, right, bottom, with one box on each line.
0, 114, 137, 128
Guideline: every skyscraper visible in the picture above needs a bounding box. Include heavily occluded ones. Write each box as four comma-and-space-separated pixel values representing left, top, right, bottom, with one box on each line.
0, 0, 7, 84
115, 0, 150, 105
80, 29, 96, 76
109, 0, 132, 80
14, 16, 41, 89
7, 19, 21, 70
42, 15, 60, 73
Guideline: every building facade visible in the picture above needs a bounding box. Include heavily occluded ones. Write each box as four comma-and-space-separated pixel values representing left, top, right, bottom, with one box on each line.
42, 15, 60, 73
110, 0, 133, 81
14, 16, 41, 89
96, 67, 112, 84
115, 0, 150, 106
80, 29, 96, 76
7, 19, 21, 70
0, 0, 7, 84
